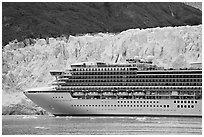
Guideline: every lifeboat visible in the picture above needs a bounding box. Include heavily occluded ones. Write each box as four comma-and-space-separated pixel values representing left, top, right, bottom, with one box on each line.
102, 92, 114, 96
172, 91, 178, 96
88, 92, 99, 96
73, 92, 84, 96
117, 92, 129, 96
133, 92, 145, 96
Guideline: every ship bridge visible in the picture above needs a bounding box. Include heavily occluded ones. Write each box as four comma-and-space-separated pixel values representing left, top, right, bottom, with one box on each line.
71, 62, 107, 68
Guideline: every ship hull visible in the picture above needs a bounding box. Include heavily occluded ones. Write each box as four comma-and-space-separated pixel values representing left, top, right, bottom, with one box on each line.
24, 91, 202, 117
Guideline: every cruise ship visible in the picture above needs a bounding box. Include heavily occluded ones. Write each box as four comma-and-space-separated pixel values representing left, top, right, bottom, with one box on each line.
24, 57, 202, 116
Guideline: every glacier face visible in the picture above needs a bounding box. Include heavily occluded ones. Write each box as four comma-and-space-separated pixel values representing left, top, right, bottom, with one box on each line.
2, 25, 202, 108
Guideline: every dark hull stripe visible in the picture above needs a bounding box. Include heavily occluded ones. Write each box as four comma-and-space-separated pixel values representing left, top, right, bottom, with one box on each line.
54, 114, 202, 117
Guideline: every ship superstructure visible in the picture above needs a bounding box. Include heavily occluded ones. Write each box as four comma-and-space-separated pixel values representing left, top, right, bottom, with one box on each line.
24, 58, 202, 116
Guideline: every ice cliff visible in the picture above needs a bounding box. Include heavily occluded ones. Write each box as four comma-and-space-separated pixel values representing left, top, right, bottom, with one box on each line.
2, 25, 202, 114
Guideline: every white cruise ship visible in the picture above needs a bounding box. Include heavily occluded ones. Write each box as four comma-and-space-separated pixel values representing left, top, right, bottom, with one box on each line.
24, 58, 202, 116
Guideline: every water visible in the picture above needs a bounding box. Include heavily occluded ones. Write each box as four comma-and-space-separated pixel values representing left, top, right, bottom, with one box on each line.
2, 115, 202, 135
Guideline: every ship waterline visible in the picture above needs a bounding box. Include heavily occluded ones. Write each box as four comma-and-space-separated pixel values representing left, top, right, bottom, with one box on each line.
24, 58, 202, 116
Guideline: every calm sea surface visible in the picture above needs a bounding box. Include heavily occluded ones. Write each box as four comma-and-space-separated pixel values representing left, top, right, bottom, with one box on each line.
2, 115, 202, 135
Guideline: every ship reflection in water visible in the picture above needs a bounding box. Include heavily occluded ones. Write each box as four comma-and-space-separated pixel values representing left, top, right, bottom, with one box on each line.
2, 115, 202, 135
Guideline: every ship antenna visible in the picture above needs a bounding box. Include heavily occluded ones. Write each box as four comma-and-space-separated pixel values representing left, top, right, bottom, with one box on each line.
115, 54, 119, 63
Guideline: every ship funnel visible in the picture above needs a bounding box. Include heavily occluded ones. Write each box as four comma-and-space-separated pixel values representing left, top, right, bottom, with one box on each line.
134, 56, 141, 61
146, 55, 154, 63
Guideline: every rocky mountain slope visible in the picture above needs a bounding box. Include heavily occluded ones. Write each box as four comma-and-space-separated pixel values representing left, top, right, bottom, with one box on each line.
2, 25, 202, 115
2, 2, 202, 46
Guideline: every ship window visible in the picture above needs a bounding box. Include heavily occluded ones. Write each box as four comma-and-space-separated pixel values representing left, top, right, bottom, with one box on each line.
184, 105, 187, 108
181, 101, 183, 103
157, 105, 159, 107
181, 105, 183, 108
160, 105, 162, 107
137, 105, 139, 107
177, 105, 179, 108
150, 105, 152, 107
174, 101, 176, 103
177, 101, 179, 103
188, 101, 190, 103
164, 105, 166, 108
191, 105, 194, 108
127, 101, 129, 103
167, 105, 169, 108
188, 105, 190, 108
184, 101, 187, 103
124, 105, 126, 107
191, 101, 194, 103
195, 101, 197, 103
